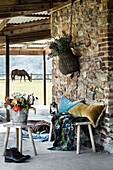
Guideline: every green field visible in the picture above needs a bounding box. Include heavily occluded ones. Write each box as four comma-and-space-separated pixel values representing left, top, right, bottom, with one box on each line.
0, 80, 52, 105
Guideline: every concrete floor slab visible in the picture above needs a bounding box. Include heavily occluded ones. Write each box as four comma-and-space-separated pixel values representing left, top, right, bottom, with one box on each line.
0, 108, 113, 170
0, 124, 113, 170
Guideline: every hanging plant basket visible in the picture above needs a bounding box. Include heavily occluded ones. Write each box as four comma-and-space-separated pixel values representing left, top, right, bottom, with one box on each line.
58, 48, 79, 75
48, 31, 80, 75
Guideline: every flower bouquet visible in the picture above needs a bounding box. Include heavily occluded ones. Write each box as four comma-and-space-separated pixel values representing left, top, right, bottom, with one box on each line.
1, 92, 36, 124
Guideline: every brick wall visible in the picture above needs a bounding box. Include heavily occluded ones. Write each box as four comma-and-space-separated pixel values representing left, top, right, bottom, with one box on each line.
50, 0, 113, 154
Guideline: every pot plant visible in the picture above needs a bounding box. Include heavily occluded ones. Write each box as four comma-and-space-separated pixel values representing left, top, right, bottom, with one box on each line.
1, 92, 36, 124
48, 31, 79, 75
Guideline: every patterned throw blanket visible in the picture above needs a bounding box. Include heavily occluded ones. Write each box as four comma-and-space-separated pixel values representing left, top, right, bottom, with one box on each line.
48, 113, 76, 151
48, 112, 89, 151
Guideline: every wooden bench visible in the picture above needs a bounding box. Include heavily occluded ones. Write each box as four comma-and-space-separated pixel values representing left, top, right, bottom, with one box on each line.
76, 122, 96, 154
49, 119, 96, 154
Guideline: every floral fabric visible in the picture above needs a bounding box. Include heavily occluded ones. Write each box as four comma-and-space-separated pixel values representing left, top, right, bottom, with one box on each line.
52, 112, 76, 151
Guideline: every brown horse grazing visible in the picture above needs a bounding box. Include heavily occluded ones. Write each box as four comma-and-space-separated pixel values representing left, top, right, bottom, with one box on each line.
11, 69, 32, 82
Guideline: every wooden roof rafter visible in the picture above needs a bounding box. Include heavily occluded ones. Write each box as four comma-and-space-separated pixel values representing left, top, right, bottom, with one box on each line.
0, 35, 6, 43
0, 18, 51, 44
0, 47, 45, 55
3, 18, 50, 31
21, 41, 35, 50
0, 0, 68, 19
9, 29, 51, 44
0, 18, 10, 31
49, 0, 77, 13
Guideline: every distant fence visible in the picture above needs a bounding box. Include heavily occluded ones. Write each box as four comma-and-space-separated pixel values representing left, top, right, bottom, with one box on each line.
0, 74, 52, 80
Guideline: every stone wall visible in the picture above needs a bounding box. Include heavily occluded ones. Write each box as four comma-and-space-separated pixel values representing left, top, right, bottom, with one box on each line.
51, 0, 113, 154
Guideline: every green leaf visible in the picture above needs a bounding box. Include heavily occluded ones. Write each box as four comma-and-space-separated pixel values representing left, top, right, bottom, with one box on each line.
49, 31, 77, 58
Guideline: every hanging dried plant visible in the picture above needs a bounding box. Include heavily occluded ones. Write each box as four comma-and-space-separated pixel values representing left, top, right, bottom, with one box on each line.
48, 31, 77, 59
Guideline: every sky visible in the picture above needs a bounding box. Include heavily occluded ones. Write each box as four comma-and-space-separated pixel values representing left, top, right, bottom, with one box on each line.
0, 55, 52, 74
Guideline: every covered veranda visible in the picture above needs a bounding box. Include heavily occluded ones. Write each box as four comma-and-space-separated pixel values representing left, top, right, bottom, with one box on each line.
0, 10, 52, 121
0, 112, 113, 170
0, 0, 113, 169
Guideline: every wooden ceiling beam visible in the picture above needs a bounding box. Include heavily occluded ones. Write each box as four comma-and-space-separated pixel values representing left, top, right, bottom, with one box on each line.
1, 23, 50, 37
0, 4, 52, 13
0, 0, 68, 19
0, 19, 51, 45
0, 48, 44, 55
0, 46, 50, 55
0, 10, 43, 19
0, 0, 67, 6
30, 43, 49, 45
0, 19, 10, 31
21, 41, 35, 50
0, 1, 67, 14
0, 36, 6, 43
0, 8, 50, 19
9, 30, 51, 44
49, 0, 77, 13
0, 43, 5, 48
3, 19, 50, 31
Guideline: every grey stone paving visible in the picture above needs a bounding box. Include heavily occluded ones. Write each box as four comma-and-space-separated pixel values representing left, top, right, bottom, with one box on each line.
0, 107, 113, 170
0, 131, 113, 170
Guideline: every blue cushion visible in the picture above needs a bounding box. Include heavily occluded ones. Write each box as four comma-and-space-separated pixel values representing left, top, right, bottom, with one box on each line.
58, 95, 85, 113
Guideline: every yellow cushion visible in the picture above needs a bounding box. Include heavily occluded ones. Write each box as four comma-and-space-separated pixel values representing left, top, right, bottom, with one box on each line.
68, 102, 106, 128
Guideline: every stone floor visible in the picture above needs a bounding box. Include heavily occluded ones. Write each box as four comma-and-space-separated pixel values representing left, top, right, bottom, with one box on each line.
0, 107, 113, 170
0, 128, 113, 170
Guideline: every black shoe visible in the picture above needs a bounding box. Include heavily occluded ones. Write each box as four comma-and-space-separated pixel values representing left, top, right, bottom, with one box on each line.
11, 148, 31, 160
5, 149, 26, 163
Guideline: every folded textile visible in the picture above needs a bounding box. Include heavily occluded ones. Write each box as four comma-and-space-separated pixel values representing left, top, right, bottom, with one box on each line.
49, 112, 90, 151
51, 113, 76, 151
22, 129, 49, 141
27, 120, 50, 133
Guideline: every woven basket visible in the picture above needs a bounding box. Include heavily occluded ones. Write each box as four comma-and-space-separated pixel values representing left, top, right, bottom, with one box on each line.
58, 48, 79, 75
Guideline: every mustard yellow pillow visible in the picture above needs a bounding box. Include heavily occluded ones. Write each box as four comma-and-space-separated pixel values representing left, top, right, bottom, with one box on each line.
68, 102, 106, 128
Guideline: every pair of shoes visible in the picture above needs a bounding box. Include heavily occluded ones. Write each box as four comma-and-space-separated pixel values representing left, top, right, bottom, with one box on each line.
11, 148, 31, 160
5, 148, 31, 163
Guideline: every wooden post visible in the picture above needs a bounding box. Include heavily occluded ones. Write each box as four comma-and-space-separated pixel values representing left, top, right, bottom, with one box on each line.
43, 50, 46, 105
31, 73, 32, 81
6, 35, 10, 122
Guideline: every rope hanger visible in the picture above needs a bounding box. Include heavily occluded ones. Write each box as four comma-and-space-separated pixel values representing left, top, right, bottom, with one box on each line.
70, 0, 74, 36
70, 0, 83, 35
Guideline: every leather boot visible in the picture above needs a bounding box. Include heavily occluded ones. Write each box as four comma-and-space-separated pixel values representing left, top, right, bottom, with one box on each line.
11, 148, 31, 160
5, 149, 26, 163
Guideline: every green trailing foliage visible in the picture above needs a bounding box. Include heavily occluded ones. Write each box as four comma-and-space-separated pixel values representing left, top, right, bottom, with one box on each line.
48, 31, 77, 59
